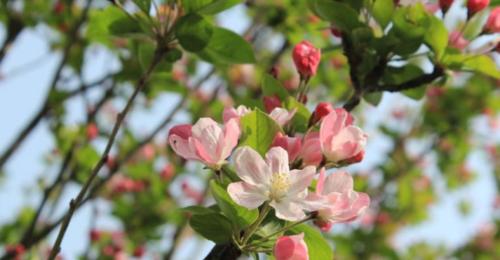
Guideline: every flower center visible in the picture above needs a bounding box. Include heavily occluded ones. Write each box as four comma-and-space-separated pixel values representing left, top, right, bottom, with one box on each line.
269, 172, 291, 202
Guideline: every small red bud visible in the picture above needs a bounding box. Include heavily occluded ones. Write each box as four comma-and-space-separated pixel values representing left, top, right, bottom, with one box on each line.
133, 246, 145, 257
330, 27, 341, 38
263, 95, 282, 113
312, 102, 334, 124
90, 229, 101, 242
485, 7, 500, 33
86, 123, 99, 140
292, 40, 321, 78
467, 0, 490, 18
439, 0, 454, 13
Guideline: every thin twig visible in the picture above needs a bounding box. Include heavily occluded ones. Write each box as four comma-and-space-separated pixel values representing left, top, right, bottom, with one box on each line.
47, 47, 166, 260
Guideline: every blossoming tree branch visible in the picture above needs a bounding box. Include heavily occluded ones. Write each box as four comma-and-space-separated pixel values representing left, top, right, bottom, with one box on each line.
0, 0, 499, 259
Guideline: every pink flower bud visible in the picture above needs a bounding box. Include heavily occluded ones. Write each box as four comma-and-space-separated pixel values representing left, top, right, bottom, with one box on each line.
263, 95, 282, 113
449, 31, 469, 50
271, 133, 302, 162
485, 7, 500, 33
467, 0, 490, 17
310, 102, 334, 125
160, 164, 175, 181
299, 132, 323, 167
86, 123, 99, 140
292, 41, 321, 78
274, 233, 309, 260
439, 0, 454, 12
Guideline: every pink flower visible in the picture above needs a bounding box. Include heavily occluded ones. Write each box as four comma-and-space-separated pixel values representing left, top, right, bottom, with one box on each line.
274, 233, 309, 260
227, 147, 317, 221
223, 105, 251, 123
298, 132, 323, 167
319, 109, 367, 163
467, 0, 490, 17
269, 107, 296, 127
86, 123, 99, 140
449, 31, 469, 50
271, 133, 302, 162
485, 7, 500, 33
309, 168, 370, 231
292, 41, 321, 78
168, 118, 240, 169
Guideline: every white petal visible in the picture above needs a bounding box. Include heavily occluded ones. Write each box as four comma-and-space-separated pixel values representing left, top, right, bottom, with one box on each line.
233, 147, 272, 186
270, 200, 306, 221
288, 166, 316, 195
227, 182, 267, 209
265, 147, 289, 174
191, 118, 223, 162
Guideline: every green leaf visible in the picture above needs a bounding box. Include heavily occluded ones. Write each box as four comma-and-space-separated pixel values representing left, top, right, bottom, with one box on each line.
182, 205, 217, 215
239, 109, 283, 156
86, 7, 126, 45
392, 3, 429, 40
182, 0, 242, 14
372, 0, 394, 29
109, 16, 143, 36
189, 212, 233, 243
288, 224, 333, 260
284, 97, 311, 132
462, 9, 489, 40
462, 55, 500, 79
364, 92, 383, 106
133, 0, 151, 14
424, 16, 448, 60
210, 180, 258, 229
175, 13, 214, 52
261, 74, 288, 100
197, 27, 256, 64
311, 0, 362, 30
199, 0, 243, 15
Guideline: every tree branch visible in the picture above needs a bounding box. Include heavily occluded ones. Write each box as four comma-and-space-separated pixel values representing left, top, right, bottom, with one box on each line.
369, 66, 445, 93
47, 47, 166, 260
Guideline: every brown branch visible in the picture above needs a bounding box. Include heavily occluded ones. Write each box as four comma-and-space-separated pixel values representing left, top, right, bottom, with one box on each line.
47, 47, 166, 260
368, 66, 445, 93
0, 14, 24, 65
0, 0, 93, 171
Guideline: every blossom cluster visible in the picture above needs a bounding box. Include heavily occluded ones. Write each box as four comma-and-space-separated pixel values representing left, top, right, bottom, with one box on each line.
167, 41, 370, 259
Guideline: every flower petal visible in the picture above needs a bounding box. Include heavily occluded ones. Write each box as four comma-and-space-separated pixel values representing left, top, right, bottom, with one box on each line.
271, 200, 306, 221
227, 182, 267, 209
322, 171, 353, 194
288, 166, 315, 195
168, 134, 199, 160
266, 147, 289, 174
219, 118, 240, 160
233, 147, 272, 186
191, 118, 223, 162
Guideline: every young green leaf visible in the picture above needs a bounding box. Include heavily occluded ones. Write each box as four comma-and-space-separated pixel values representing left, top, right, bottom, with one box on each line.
175, 13, 214, 52
372, 0, 395, 29
210, 180, 258, 229
133, 0, 151, 14
284, 97, 311, 132
424, 16, 448, 60
239, 109, 283, 156
197, 27, 256, 64
364, 92, 383, 106
189, 212, 233, 243
262, 74, 289, 100
311, 0, 362, 30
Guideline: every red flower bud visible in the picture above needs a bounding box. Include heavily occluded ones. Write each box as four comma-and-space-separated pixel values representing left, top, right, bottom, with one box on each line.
90, 229, 101, 242
160, 164, 175, 181
330, 27, 341, 38
54, 1, 65, 14
263, 95, 282, 113
86, 123, 99, 140
467, 0, 490, 17
485, 7, 500, 33
292, 40, 321, 78
439, 0, 454, 12
310, 102, 334, 125
133, 246, 145, 257
313, 219, 333, 232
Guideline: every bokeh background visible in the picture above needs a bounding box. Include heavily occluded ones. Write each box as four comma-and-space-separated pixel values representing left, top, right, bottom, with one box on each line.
0, 0, 499, 259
